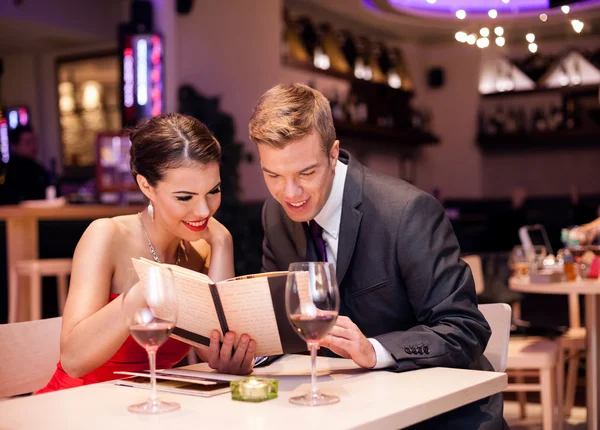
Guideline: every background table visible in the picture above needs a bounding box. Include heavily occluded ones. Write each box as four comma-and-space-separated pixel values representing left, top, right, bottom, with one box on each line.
0, 204, 145, 321
0, 355, 507, 430
510, 276, 600, 430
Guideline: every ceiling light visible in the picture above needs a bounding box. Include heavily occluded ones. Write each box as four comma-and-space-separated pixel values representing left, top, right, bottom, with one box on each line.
502, 0, 510, 3
426, 0, 436, 3
572, 20, 584, 33
561, 5, 570, 14
540, 13, 548, 22
488, 9, 498, 19
494, 27, 504, 36
528, 43, 538, 53
477, 38, 490, 49
480, 28, 490, 37
526, 33, 535, 43
456, 9, 466, 19
467, 33, 477, 45
455, 31, 468, 42
496, 37, 505, 47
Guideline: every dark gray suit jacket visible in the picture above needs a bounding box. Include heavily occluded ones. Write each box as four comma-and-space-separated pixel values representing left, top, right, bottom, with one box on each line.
261, 150, 505, 429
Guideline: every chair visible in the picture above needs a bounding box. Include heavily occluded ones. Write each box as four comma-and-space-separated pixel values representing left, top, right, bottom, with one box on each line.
0, 317, 62, 398
505, 337, 563, 430
463, 255, 485, 296
472, 255, 564, 430
8, 258, 72, 322
479, 303, 512, 372
558, 293, 586, 417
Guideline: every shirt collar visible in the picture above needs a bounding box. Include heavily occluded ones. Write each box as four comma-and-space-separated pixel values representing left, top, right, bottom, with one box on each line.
313, 160, 347, 240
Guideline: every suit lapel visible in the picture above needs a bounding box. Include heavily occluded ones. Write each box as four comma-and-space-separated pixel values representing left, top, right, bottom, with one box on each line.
336, 151, 364, 286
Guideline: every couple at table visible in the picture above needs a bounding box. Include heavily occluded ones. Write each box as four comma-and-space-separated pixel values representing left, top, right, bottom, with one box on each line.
38, 84, 504, 429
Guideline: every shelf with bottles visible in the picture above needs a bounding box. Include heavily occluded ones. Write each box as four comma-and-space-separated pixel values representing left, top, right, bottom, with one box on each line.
477, 80, 600, 151
481, 84, 599, 99
334, 120, 439, 146
478, 129, 600, 152
281, 9, 414, 94
327, 80, 438, 147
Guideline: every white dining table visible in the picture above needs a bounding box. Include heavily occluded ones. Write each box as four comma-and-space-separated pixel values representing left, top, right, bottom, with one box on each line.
0, 355, 507, 430
510, 276, 600, 430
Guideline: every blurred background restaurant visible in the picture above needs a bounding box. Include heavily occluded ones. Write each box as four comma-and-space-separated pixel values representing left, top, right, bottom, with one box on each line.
1, 0, 600, 426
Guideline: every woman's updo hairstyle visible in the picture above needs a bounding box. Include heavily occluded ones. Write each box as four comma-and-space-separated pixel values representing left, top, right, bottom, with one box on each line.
130, 113, 221, 187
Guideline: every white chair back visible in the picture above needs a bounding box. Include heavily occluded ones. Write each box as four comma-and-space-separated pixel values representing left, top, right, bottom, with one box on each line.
0, 317, 62, 397
479, 303, 511, 372
463, 255, 484, 295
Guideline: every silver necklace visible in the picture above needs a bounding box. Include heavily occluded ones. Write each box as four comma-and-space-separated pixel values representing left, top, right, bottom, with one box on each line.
138, 212, 181, 265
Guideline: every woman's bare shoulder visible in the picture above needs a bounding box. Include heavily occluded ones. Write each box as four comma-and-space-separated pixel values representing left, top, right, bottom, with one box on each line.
80, 215, 138, 247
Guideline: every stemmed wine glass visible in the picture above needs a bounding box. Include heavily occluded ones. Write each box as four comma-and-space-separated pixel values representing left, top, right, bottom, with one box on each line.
285, 262, 340, 406
122, 267, 179, 414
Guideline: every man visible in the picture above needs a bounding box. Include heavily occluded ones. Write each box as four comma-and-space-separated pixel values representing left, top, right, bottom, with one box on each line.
249, 83, 505, 429
1, 126, 49, 204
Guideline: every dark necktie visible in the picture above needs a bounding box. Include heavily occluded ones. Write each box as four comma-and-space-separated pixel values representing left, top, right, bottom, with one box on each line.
309, 221, 328, 262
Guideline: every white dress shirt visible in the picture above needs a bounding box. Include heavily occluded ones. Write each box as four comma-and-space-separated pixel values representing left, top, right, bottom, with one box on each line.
312, 160, 395, 369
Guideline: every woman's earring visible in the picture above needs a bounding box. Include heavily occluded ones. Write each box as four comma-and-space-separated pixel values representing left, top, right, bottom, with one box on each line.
148, 201, 155, 222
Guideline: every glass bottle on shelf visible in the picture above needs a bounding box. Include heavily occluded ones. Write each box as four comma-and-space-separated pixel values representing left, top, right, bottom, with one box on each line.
492, 105, 506, 134
564, 97, 576, 130
505, 107, 518, 134
517, 107, 527, 133
532, 107, 547, 132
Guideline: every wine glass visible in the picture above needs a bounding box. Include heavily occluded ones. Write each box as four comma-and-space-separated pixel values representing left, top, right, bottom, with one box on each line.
122, 266, 180, 414
285, 262, 340, 406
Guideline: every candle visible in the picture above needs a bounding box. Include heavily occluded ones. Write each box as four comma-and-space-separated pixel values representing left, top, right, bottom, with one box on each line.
231, 377, 278, 402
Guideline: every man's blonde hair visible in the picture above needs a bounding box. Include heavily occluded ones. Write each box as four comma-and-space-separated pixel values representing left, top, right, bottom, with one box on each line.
249, 83, 336, 154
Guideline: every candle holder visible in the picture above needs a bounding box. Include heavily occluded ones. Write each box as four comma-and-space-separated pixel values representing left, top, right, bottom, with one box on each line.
231, 377, 278, 402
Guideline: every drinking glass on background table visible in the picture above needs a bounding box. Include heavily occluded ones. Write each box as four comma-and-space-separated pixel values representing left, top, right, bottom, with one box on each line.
510, 246, 530, 277
285, 262, 340, 406
122, 267, 179, 414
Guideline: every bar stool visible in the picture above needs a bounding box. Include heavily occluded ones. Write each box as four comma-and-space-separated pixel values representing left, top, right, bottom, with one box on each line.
8, 258, 72, 322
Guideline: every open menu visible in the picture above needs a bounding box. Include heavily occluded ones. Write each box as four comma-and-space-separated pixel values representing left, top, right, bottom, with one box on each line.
131, 258, 308, 357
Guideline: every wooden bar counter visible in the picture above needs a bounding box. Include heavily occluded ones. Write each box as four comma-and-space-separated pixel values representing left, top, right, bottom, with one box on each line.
0, 203, 145, 321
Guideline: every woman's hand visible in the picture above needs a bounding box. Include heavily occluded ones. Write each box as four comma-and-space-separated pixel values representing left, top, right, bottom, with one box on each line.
203, 217, 233, 248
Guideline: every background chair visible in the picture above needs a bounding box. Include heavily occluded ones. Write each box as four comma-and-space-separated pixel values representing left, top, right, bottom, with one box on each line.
479, 303, 512, 372
0, 317, 62, 398
559, 292, 586, 417
8, 258, 72, 322
463, 254, 485, 296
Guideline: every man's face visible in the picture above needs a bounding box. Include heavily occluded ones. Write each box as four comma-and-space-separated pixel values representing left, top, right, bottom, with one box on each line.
14, 132, 39, 159
258, 132, 339, 223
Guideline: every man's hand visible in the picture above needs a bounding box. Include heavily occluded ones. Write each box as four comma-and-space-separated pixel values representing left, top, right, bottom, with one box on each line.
319, 316, 377, 369
202, 330, 256, 375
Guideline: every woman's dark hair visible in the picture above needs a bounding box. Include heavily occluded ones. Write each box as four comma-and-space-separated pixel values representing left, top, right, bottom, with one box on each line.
130, 113, 221, 187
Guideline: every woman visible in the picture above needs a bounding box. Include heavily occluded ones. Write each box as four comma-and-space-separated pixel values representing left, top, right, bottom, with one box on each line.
38, 113, 255, 393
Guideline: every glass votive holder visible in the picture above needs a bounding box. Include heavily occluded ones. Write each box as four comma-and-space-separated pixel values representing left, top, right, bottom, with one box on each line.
231, 377, 278, 402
